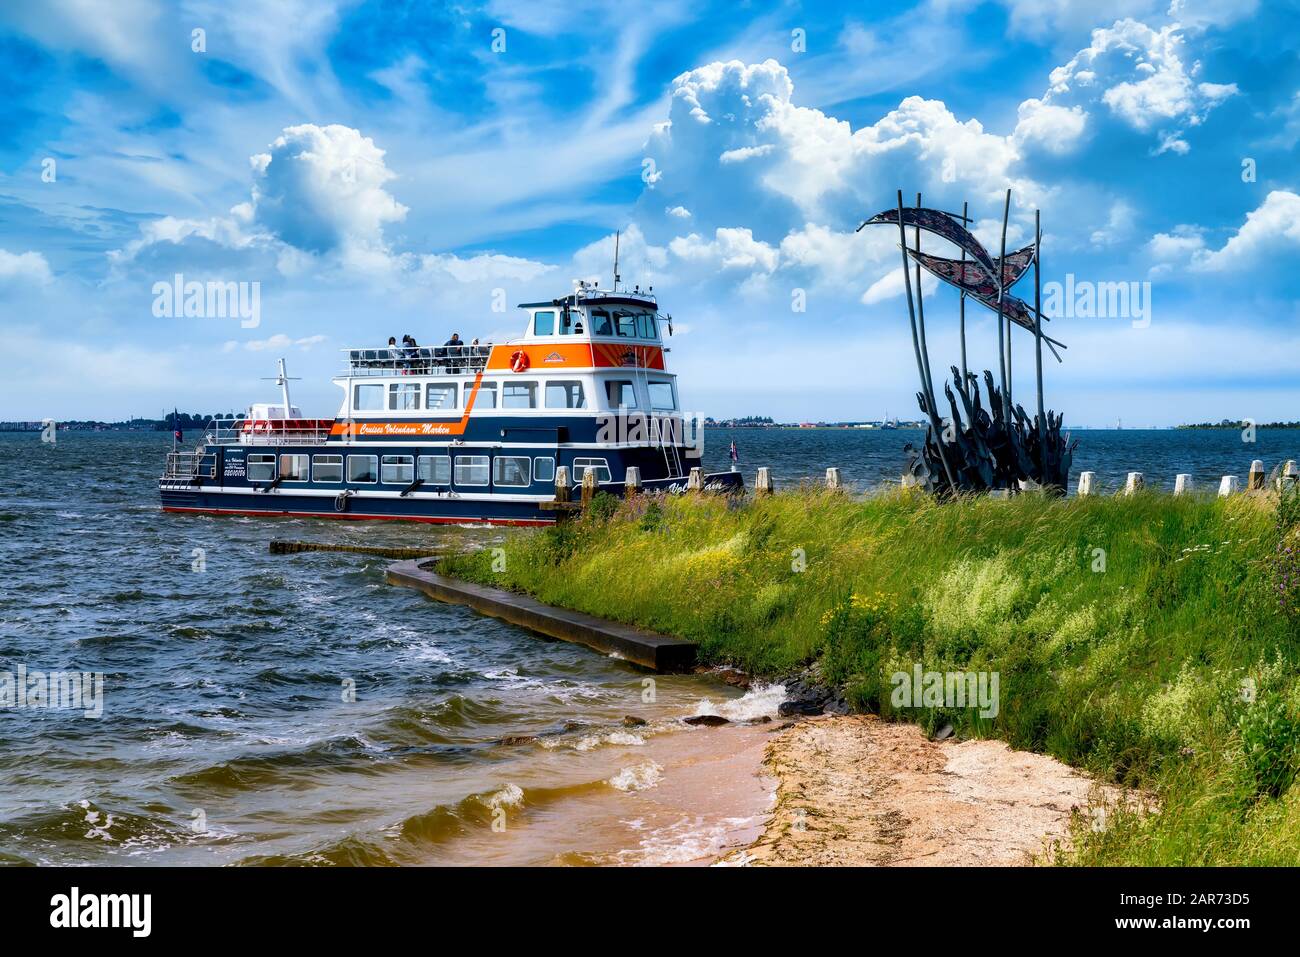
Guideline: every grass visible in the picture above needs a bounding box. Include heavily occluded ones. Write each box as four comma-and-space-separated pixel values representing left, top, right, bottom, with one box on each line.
439, 486, 1300, 865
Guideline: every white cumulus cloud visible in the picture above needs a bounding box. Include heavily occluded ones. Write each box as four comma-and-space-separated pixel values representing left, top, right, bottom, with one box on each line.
250, 123, 408, 254
0, 249, 54, 285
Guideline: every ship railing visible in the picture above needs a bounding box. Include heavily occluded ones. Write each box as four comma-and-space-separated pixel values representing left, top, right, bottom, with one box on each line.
202, 415, 334, 446
344, 344, 493, 376
163, 451, 217, 480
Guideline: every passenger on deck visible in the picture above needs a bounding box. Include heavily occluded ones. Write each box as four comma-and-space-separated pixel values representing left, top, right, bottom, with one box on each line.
387, 336, 401, 370
403, 334, 421, 373
444, 332, 463, 371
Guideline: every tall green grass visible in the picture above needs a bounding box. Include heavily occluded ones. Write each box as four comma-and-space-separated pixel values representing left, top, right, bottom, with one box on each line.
439, 488, 1300, 865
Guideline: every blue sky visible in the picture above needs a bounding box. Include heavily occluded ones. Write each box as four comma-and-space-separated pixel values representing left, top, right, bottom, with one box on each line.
1, 0, 1297, 426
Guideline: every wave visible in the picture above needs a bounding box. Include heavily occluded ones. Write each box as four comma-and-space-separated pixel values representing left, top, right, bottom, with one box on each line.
607, 761, 663, 792
691, 682, 787, 723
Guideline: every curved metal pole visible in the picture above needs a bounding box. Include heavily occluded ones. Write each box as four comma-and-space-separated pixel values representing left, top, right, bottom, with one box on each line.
895, 190, 956, 491
1034, 208, 1046, 472
914, 192, 937, 406
959, 200, 969, 399
995, 188, 1011, 422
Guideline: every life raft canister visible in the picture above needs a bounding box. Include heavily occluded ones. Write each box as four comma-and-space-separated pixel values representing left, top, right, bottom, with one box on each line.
510, 349, 530, 373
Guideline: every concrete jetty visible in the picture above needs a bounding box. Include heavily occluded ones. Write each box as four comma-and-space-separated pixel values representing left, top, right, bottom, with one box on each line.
386, 559, 697, 671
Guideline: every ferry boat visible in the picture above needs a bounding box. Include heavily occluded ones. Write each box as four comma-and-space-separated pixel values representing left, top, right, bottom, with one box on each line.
159, 281, 742, 525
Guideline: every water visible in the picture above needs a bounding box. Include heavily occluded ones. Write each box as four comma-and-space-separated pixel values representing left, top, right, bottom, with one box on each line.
699, 426, 1300, 492
2, 426, 1295, 866
0, 432, 773, 866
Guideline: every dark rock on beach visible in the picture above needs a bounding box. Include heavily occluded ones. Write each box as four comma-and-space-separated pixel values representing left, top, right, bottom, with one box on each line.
684, 714, 730, 726
622, 715, 647, 727
776, 671, 850, 717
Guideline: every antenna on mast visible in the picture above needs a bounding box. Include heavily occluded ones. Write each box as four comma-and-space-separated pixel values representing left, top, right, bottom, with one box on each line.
262, 358, 301, 416
613, 229, 621, 292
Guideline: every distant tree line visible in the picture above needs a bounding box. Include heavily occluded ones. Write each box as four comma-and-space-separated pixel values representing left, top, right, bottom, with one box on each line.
1178, 420, 1300, 430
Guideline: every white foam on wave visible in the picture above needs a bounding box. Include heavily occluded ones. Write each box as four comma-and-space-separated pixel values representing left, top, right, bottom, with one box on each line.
607, 761, 663, 792
620, 814, 762, 866
574, 730, 645, 752
692, 682, 787, 722
481, 783, 524, 810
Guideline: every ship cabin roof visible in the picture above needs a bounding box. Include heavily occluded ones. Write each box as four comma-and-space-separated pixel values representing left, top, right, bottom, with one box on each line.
341, 283, 670, 379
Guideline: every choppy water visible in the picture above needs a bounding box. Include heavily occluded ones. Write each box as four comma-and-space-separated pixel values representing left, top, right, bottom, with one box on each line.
2, 426, 1296, 866
0, 432, 774, 866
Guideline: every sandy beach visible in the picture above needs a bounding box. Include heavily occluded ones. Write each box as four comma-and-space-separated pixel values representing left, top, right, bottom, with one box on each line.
721, 714, 1126, 867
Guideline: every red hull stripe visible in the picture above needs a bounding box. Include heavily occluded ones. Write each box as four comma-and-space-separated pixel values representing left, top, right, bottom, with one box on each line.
161, 506, 552, 527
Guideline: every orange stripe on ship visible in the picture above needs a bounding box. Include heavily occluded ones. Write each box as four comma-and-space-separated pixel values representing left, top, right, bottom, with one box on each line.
331, 371, 485, 438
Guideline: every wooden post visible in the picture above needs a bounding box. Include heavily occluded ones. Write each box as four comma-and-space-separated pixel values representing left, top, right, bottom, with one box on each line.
1283, 460, 1298, 489
825, 467, 842, 490
624, 466, 641, 500
755, 467, 773, 496
554, 465, 571, 503
1249, 459, 1265, 490
580, 469, 597, 507
1174, 473, 1192, 496
1218, 475, 1240, 497
1077, 471, 1096, 496
686, 467, 703, 492
1123, 472, 1144, 495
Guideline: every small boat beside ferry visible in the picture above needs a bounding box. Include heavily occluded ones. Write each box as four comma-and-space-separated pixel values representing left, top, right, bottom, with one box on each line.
159, 281, 741, 525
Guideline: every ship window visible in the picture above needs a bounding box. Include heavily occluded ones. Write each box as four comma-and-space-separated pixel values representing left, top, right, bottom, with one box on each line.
615, 312, 636, 337
426, 383, 457, 410
534, 457, 555, 483
454, 455, 489, 486
557, 309, 575, 336
418, 455, 451, 484
354, 383, 384, 411
636, 314, 657, 338
533, 310, 556, 336
388, 383, 421, 411
312, 455, 343, 483
472, 382, 496, 409
648, 380, 677, 410
545, 380, 586, 409
347, 455, 378, 483
573, 457, 612, 483
502, 382, 536, 409
493, 456, 532, 487
381, 455, 414, 484
247, 454, 276, 482
279, 454, 309, 482
591, 309, 613, 336
606, 380, 637, 409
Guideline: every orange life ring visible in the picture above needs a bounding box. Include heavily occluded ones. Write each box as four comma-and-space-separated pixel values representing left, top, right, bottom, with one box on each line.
510, 350, 530, 373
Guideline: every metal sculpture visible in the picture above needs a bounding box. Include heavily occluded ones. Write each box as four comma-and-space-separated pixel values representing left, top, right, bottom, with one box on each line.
860, 190, 1077, 495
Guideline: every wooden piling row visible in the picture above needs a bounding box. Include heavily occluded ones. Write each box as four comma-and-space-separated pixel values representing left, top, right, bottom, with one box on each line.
532, 457, 1300, 509
1072, 459, 1299, 497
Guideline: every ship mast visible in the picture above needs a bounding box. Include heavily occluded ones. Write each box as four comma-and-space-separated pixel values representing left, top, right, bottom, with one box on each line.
262, 358, 300, 416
